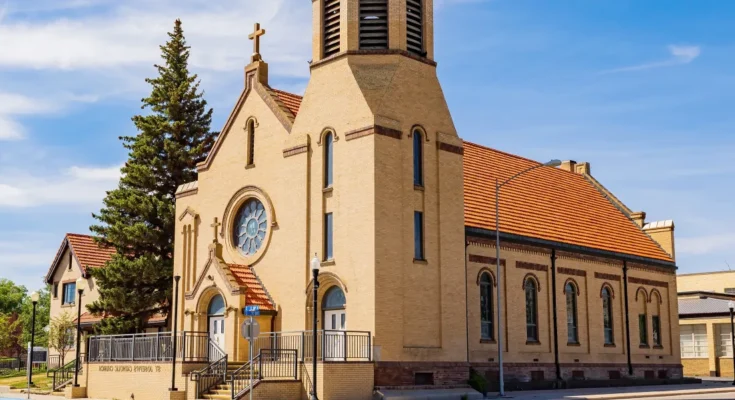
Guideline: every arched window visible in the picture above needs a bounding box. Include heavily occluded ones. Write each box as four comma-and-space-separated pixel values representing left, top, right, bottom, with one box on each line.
359, 0, 388, 49
480, 273, 493, 340
323, 286, 346, 310
323, 0, 341, 57
565, 282, 578, 343
602, 287, 614, 345
324, 132, 334, 188
208, 294, 225, 316
413, 130, 423, 186
247, 120, 255, 166
525, 278, 538, 342
406, 0, 424, 55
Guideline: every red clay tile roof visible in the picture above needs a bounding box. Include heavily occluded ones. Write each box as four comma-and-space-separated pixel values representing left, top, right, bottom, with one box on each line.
227, 264, 276, 311
270, 88, 302, 116
463, 141, 674, 263
66, 233, 116, 273
75, 312, 167, 326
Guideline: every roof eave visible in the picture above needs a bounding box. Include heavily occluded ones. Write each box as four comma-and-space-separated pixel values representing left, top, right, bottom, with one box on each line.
465, 226, 677, 270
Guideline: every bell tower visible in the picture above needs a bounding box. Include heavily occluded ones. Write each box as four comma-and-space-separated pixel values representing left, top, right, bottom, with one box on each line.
294, 0, 467, 369
312, 0, 435, 63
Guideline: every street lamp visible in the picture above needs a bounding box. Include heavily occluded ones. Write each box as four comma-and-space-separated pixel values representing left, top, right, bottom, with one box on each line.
310, 254, 321, 400
73, 277, 86, 387
28, 291, 39, 386
170, 276, 181, 392
729, 301, 735, 386
495, 159, 561, 396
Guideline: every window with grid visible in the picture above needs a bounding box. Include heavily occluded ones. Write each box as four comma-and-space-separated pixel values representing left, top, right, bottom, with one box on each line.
406, 0, 424, 55
566, 283, 578, 343
323, 0, 341, 57
525, 279, 538, 342
359, 0, 388, 49
717, 324, 733, 357
680, 324, 708, 358
602, 287, 614, 345
652, 315, 662, 346
480, 273, 493, 340
725, 288, 735, 294
62, 282, 76, 305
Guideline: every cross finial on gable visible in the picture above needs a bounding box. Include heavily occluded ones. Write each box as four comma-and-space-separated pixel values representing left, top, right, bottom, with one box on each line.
248, 22, 266, 63
211, 217, 222, 243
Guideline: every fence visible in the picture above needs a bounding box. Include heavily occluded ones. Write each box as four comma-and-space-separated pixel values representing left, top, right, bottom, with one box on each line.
252, 330, 371, 362
87, 331, 210, 363
231, 349, 298, 399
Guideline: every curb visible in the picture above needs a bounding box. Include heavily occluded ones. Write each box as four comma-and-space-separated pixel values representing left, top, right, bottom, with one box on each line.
572, 387, 735, 399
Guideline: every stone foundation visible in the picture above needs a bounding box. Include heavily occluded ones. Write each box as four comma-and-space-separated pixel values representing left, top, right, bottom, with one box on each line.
471, 362, 683, 383
374, 362, 470, 387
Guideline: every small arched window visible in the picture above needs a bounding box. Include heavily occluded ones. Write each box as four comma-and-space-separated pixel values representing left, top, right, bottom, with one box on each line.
247, 120, 255, 166
565, 282, 578, 344
525, 278, 538, 342
413, 130, 423, 186
324, 132, 334, 188
602, 287, 614, 345
480, 273, 493, 340
323, 286, 346, 310
208, 294, 225, 316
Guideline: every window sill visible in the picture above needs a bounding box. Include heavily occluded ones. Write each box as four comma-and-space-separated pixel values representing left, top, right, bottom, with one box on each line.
321, 259, 335, 267
604, 343, 616, 348
61, 303, 75, 308
414, 185, 425, 191
653, 344, 664, 349
413, 258, 428, 265
526, 340, 541, 345
639, 344, 650, 349
480, 338, 496, 344
322, 186, 334, 193
245, 163, 255, 170
567, 342, 581, 347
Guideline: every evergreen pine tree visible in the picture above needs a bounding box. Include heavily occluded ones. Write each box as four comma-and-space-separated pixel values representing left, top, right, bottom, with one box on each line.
89, 19, 217, 334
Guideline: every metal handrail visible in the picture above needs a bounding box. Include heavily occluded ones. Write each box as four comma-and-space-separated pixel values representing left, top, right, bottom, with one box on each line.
87, 331, 209, 362
190, 339, 227, 399
252, 330, 371, 362
51, 354, 84, 391
230, 349, 298, 399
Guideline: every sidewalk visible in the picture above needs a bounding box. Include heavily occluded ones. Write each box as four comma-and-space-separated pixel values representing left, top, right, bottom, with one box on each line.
497, 380, 735, 400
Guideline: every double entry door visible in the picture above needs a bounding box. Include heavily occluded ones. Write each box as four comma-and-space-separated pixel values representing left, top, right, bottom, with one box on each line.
324, 309, 346, 360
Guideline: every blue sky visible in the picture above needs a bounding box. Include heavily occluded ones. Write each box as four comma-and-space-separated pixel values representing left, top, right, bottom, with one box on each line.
0, 0, 733, 291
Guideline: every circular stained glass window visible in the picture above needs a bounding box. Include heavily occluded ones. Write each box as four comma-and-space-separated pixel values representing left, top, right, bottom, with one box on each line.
233, 198, 268, 256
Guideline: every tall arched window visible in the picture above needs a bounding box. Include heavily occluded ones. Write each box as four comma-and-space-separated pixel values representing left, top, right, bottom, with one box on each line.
413, 130, 423, 186
324, 132, 334, 188
480, 273, 493, 340
602, 287, 614, 345
565, 282, 578, 343
247, 120, 255, 166
525, 278, 538, 342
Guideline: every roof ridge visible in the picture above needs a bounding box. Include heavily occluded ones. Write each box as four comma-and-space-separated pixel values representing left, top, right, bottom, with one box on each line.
463, 140, 585, 179
269, 87, 303, 99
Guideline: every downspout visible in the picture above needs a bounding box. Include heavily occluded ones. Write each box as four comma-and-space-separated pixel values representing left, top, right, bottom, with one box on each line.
623, 260, 633, 376
464, 238, 470, 364
550, 249, 561, 383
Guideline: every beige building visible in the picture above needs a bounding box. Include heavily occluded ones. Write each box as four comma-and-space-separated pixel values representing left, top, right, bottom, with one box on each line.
169, 0, 683, 394
45, 234, 166, 370
677, 271, 735, 378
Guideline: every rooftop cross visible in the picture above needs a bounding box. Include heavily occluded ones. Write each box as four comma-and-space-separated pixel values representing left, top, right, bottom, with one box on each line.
248, 22, 266, 63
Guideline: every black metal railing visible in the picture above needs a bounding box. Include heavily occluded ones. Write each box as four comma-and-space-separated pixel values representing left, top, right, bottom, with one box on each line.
252, 330, 371, 362
231, 349, 298, 399
190, 339, 227, 399
51, 354, 84, 391
87, 331, 209, 363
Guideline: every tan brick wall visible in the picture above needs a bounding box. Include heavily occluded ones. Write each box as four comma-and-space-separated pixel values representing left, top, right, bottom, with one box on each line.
682, 358, 710, 377
84, 362, 206, 400
717, 357, 735, 378
322, 362, 374, 400
252, 380, 302, 400
677, 271, 735, 293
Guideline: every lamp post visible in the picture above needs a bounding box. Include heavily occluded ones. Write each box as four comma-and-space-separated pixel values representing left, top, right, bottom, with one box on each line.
495, 159, 561, 396
310, 254, 321, 400
73, 277, 86, 387
729, 301, 735, 386
170, 276, 181, 392
28, 291, 39, 386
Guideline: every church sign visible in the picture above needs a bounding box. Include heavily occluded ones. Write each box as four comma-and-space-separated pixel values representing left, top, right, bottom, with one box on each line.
97, 365, 162, 373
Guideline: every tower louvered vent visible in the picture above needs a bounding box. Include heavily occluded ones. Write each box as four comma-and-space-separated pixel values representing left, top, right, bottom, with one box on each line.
406, 0, 424, 55
359, 0, 388, 49
323, 0, 341, 57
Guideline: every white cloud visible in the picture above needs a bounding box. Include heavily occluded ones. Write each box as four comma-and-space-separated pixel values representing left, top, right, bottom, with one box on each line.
600, 44, 701, 74
0, 92, 60, 140
678, 233, 735, 256
0, 165, 121, 207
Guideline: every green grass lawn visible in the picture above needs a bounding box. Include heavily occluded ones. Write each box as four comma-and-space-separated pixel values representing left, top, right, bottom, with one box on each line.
0, 371, 53, 392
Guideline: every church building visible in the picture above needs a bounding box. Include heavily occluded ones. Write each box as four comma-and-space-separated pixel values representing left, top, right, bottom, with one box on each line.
173, 0, 681, 394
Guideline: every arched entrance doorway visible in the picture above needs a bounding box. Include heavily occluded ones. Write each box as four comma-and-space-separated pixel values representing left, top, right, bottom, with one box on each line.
323, 286, 346, 360
208, 294, 226, 350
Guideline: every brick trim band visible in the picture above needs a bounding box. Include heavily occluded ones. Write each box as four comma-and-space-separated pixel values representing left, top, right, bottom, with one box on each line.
282, 144, 308, 158
558, 267, 586, 277
469, 254, 506, 267
438, 142, 464, 155
629, 276, 669, 288
517, 261, 549, 272
345, 125, 402, 141
595, 272, 621, 281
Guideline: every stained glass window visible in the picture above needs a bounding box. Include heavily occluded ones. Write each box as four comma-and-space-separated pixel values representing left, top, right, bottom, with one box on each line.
233, 198, 267, 256
480, 273, 493, 340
